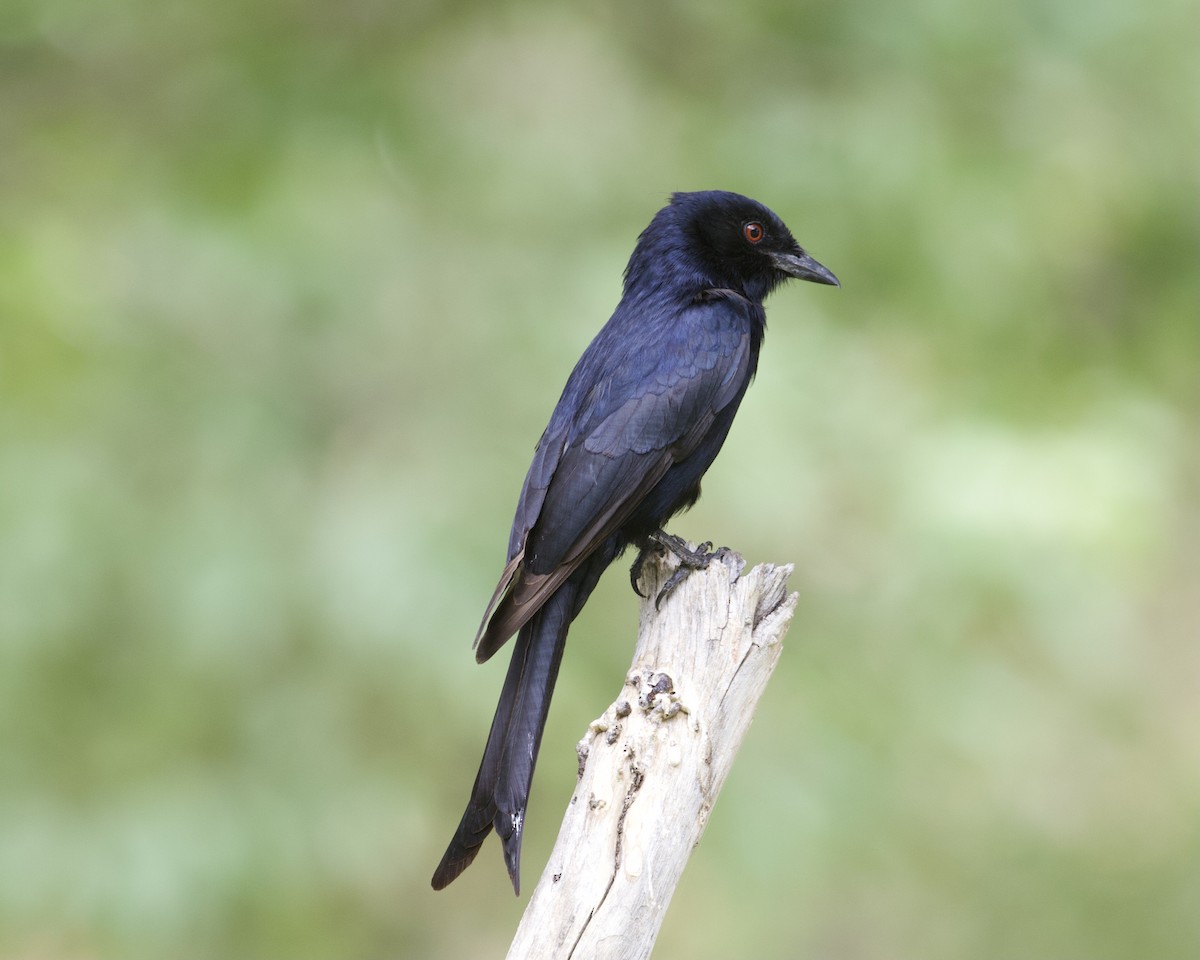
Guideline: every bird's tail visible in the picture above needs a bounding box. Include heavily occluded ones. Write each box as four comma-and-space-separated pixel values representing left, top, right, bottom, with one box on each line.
430, 579, 576, 894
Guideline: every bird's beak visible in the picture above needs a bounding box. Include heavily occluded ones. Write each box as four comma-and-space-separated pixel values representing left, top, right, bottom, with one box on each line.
771, 250, 840, 287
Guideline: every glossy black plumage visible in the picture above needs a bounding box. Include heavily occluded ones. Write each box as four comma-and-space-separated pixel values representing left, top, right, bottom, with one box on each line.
431, 191, 837, 894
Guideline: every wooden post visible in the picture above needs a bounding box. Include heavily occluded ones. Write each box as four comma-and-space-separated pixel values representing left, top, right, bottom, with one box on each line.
506, 547, 797, 960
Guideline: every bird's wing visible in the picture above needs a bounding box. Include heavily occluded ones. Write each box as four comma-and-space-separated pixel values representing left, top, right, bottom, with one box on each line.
474, 295, 756, 661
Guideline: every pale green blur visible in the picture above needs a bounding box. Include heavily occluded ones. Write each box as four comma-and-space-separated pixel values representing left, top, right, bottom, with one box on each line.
1, 1, 1197, 957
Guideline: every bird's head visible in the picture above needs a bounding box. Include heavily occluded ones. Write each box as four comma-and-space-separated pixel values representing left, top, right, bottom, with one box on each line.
661, 190, 839, 302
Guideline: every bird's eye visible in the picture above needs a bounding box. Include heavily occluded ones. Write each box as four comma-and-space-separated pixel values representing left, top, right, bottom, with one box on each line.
743, 221, 765, 244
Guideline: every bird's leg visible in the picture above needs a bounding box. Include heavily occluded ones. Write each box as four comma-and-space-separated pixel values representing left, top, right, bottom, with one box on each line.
641, 530, 728, 610
628, 531, 695, 598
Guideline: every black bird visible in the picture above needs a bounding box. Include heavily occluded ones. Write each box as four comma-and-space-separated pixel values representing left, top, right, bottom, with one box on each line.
431, 190, 837, 894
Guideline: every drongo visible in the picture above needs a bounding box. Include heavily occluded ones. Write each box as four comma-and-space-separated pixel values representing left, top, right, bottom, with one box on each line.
431, 190, 838, 893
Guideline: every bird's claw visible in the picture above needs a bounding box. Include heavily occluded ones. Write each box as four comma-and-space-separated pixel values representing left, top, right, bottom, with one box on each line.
647, 535, 728, 610
629, 544, 659, 597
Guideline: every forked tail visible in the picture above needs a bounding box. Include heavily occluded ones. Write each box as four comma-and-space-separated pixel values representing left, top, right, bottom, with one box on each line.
430, 581, 574, 894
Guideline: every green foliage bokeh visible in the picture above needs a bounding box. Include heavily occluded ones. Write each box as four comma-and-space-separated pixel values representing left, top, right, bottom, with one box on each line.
2, 1, 1197, 957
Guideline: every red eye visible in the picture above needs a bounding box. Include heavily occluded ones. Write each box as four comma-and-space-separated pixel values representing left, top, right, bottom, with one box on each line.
743, 221, 765, 244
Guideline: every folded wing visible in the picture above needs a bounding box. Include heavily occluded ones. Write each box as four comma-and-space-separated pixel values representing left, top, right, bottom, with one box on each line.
474, 296, 756, 662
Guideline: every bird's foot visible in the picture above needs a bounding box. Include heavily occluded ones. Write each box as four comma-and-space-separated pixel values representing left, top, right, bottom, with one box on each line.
629, 544, 658, 598
633, 530, 729, 610
628, 532, 690, 598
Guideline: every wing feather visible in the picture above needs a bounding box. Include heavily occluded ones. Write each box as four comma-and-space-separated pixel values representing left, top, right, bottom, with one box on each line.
474, 296, 756, 662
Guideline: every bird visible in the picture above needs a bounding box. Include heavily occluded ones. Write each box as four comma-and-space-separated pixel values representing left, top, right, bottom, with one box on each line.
431, 190, 838, 894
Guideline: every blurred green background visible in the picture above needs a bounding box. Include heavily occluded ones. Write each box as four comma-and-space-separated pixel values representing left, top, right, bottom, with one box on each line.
2, 0, 1197, 957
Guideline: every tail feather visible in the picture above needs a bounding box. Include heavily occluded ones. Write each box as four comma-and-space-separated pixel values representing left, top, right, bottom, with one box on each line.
432, 544, 618, 894
431, 582, 573, 894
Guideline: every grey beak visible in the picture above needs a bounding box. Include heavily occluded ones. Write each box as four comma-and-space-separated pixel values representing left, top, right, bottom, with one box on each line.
771, 250, 840, 287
